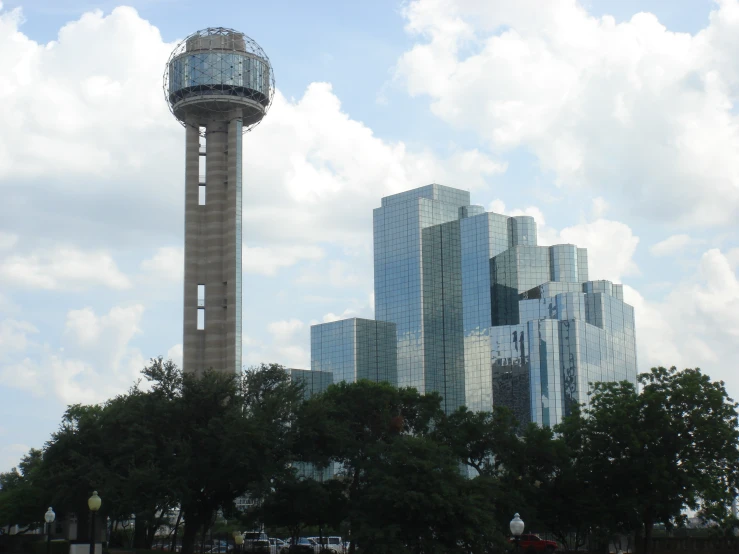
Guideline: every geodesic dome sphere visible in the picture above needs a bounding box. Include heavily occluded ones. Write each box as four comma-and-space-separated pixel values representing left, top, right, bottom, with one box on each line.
163, 27, 275, 133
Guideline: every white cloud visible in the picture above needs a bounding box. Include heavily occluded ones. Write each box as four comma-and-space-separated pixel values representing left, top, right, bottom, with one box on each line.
0, 4, 510, 286
0, 247, 131, 290
727, 248, 739, 269
0, 443, 31, 473
591, 197, 609, 219
0, 232, 17, 250
242, 319, 312, 369
397, 0, 739, 227
488, 198, 546, 226
166, 343, 182, 368
650, 234, 706, 257
0, 6, 175, 182
625, 248, 739, 398
0, 319, 38, 359
488, 199, 639, 283
545, 219, 640, 283
0, 358, 41, 393
140, 247, 183, 282
267, 319, 305, 343
322, 308, 359, 323
241, 81, 507, 252
297, 260, 368, 288
0, 304, 146, 404
244, 246, 325, 276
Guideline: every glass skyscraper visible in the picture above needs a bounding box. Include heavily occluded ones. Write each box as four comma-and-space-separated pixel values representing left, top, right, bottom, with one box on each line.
309, 184, 638, 426
373, 185, 470, 413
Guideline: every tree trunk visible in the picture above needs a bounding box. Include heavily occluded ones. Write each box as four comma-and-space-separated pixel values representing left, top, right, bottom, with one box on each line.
171, 511, 182, 553
146, 520, 159, 549
348, 467, 361, 554
133, 515, 148, 549
634, 528, 643, 554
642, 517, 654, 554
318, 521, 324, 553
181, 515, 200, 554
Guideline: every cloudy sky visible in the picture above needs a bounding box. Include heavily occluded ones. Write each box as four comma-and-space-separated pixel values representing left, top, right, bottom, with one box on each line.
1, 0, 739, 471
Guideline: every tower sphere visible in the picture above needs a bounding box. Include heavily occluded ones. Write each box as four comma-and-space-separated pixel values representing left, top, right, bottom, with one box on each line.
163, 27, 275, 134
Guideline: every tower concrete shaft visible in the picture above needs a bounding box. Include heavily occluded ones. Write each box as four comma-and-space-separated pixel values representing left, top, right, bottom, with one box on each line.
183, 115, 243, 375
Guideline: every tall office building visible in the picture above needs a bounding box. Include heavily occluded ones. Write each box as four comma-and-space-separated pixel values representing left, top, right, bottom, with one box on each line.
372, 185, 471, 413
163, 28, 274, 375
310, 184, 638, 426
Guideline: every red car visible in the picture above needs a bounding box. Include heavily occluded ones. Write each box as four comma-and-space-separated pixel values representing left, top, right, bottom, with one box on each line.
509, 534, 558, 553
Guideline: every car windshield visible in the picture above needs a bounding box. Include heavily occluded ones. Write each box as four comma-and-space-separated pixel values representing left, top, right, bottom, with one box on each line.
328, 538, 340, 544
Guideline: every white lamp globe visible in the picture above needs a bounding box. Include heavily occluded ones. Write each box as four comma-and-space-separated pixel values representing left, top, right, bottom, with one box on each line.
510, 513, 525, 536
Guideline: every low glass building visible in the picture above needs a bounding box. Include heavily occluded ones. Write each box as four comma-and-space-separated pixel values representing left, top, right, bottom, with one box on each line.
310, 318, 397, 386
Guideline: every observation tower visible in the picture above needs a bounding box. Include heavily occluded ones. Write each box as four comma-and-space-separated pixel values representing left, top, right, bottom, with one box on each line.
164, 28, 274, 375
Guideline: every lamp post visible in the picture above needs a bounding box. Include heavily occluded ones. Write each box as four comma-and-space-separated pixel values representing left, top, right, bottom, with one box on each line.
44, 508, 56, 554
88, 491, 102, 554
510, 513, 524, 552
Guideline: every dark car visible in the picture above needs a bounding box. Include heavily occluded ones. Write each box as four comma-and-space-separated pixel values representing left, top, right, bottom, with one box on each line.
510, 534, 558, 553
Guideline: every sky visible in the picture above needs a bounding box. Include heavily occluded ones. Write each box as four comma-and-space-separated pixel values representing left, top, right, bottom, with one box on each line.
1, 0, 739, 472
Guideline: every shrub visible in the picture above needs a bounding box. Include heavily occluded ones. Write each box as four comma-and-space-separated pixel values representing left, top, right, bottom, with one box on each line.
31, 540, 69, 554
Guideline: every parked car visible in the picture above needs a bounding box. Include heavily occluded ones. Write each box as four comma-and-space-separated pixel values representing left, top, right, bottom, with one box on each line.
281, 537, 319, 554
510, 534, 558, 553
307, 536, 344, 553
269, 538, 286, 552
242, 532, 270, 553
207, 546, 233, 554
247, 539, 271, 554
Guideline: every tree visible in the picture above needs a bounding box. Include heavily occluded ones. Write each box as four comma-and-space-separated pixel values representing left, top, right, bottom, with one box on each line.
262, 477, 346, 548
434, 406, 519, 478
297, 381, 445, 554
581, 367, 739, 554
39, 359, 182, 549
357, 434, 504, 554
40, 404, 110, 543
15, 359, 302, 554
0, 449, 47, 532
535, 409, 601, 552
170, 363, 303, 554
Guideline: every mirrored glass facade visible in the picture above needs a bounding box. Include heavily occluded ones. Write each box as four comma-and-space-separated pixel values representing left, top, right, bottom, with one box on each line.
289, 367, 334, 400
311, 318, 397, 386
373, 185, 469, 413
169, 52, 271, 104
460, 213, 539, 412
289, 368, 337, 480
308, 184, 638, 428
492, 283, 637, 426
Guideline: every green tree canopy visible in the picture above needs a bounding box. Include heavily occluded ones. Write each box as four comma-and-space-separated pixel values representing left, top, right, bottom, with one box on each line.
581, 367, 739, 553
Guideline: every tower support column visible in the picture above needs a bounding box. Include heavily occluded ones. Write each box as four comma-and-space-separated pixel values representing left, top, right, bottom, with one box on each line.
182, 116, 242, 375
183, 121, 203, 374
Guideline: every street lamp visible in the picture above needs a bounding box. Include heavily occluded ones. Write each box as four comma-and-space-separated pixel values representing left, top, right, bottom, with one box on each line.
510, 513, 524, 552
44, 508, 56, 554
88, 491, 102, 554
